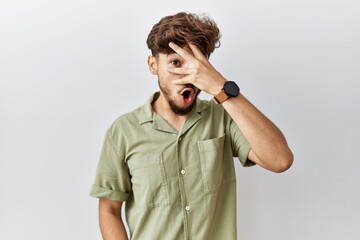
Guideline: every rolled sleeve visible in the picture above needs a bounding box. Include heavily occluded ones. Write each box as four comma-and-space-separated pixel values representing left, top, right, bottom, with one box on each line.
229, 120, 255, 167
90, 185, 130, 201
90, 127, 132, 201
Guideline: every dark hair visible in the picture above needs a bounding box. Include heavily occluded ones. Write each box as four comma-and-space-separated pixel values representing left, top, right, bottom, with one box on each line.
146, 12, 221, 57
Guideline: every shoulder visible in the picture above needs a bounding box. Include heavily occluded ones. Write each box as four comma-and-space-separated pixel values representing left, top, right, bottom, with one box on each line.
106, 106, 143, 139
114, 106, 142, 126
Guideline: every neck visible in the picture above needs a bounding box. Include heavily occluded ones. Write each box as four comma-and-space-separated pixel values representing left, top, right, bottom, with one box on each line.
152, 93, 187, 132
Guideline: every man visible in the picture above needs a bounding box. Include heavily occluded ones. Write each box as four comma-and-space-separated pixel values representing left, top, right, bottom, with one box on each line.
90, 12, 293, 240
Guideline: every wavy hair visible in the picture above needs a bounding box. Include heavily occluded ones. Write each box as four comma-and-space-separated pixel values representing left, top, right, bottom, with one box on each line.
146, 12, 221, 58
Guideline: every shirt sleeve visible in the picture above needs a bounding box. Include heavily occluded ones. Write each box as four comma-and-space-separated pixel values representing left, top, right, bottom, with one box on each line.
228, 119, 256, 167
90, 127, 132, 201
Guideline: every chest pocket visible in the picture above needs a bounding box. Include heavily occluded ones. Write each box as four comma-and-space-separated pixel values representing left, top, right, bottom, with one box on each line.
198, 135, 233, 193
127, 153, 170, 208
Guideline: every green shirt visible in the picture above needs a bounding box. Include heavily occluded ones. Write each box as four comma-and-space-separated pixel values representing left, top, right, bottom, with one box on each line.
90, 93, 254, 239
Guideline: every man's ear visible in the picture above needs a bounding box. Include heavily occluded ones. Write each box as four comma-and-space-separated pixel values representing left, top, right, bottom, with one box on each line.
147, 56, 158, 75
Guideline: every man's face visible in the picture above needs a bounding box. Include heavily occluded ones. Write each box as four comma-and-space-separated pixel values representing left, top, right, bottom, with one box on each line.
148, 52, 200, 116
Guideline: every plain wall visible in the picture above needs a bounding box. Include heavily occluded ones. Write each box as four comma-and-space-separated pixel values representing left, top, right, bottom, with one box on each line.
1, 0, 359, 239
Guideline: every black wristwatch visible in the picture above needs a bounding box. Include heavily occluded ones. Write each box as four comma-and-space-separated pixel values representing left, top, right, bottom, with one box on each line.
214, 81, 240, 104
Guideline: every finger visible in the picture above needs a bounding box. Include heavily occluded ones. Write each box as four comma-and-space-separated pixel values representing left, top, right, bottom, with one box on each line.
172, 77, 192, 85
168, 42, 194, 61
189, 43, 207, 60
167, 66, 193, 75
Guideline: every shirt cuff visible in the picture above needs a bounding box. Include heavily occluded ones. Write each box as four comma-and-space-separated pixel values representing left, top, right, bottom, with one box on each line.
239, 145, 256, 167
90, 185, 130, 202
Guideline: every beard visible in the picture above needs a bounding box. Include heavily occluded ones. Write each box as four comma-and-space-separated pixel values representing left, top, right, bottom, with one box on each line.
158, 80, 200, 116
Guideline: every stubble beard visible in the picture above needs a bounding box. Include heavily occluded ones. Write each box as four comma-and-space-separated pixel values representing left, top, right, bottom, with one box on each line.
158, 80, 199, 116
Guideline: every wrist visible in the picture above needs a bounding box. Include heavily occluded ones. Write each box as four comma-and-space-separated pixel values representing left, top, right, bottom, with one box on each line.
211, 78, 227, 96
213, 80, 240, 104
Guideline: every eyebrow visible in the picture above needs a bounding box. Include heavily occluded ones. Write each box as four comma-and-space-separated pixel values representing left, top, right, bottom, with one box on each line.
167, 53, 181, 58
166, 54, 184, 61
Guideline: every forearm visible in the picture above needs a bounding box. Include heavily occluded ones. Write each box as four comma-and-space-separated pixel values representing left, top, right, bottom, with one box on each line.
222, 94, 293, 172
99, 210, 128, 240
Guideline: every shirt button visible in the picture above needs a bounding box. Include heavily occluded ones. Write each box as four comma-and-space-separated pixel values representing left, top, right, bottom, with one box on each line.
180, 169, 186, 175
185, 205, 190, 211
178, 137, 182, 141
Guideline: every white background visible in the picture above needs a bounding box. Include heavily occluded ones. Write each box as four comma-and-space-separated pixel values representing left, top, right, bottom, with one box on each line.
1, 0, 359, 239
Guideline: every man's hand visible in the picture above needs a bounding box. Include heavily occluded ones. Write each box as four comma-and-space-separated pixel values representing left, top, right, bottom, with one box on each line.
167, 42, 226, 96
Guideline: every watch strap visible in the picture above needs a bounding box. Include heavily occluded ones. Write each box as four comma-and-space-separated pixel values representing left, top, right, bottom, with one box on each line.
213, 91, 229, 104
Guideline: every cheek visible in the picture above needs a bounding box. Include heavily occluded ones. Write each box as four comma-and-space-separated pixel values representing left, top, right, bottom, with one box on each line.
159, 70, 177, 81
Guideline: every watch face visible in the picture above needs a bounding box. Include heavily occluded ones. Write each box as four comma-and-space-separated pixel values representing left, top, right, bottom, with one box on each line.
224, 81, 240, 97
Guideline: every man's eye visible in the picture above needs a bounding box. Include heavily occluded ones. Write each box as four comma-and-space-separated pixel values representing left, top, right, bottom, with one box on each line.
171, 60, 181, 67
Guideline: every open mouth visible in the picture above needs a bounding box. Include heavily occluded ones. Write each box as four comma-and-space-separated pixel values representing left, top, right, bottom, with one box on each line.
180, 88, 194, 104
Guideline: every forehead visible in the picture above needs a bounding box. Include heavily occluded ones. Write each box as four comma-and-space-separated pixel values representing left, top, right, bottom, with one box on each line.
158, 45, 194, 57
157, 47, 194, 61
161, 52, 181, 59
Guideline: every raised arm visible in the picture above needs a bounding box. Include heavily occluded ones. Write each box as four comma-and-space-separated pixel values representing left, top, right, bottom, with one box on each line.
222, 94, 293, 172
168, 42, 293, 173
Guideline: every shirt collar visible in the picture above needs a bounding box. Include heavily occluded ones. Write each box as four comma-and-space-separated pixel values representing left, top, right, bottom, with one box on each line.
139, 92, 208, 125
